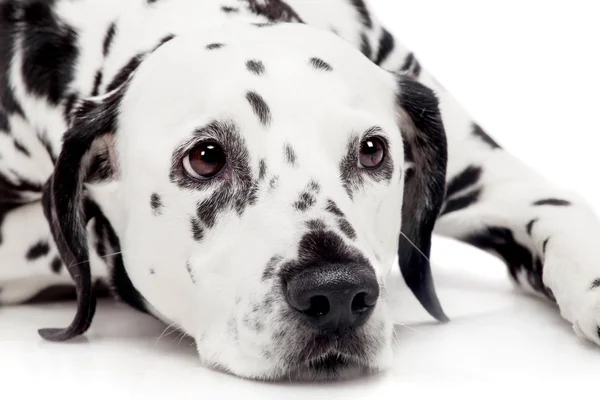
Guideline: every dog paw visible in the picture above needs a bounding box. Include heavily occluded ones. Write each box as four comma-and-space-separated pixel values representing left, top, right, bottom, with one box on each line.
570, 286, 600, 346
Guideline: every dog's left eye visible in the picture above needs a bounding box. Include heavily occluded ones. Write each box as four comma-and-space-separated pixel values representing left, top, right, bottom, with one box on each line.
359, 137, 386, 169
183, 142, 226, 179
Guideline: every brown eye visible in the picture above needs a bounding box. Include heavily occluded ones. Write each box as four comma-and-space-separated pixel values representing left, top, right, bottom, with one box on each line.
359, 137, 386, 169
183, 142, 226, 179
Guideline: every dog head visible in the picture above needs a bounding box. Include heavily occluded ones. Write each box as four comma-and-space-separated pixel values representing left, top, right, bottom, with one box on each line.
41, 23, 447, 380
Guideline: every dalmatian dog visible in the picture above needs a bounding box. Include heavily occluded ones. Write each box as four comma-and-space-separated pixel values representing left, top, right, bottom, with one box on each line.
1, 0, 599, 381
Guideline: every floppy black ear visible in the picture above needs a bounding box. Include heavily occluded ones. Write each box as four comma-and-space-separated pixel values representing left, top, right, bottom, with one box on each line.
39, 92, 121, 341
395, 75, 449, 322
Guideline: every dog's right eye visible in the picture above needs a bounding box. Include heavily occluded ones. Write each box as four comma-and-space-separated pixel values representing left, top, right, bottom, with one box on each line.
183, 142, 226, 180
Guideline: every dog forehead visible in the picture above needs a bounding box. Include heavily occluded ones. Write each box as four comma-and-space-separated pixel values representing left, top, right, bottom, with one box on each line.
119, 23, 396, 127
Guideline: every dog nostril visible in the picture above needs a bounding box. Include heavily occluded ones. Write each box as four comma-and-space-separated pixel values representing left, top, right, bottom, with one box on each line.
351, 292, 372, 314
305, 295, 330, 317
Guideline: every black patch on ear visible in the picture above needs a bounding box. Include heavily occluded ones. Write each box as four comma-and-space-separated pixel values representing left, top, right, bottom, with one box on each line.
294, 191, 316, 212
396, 76, 449, 322
284, 144, 297, 166
190, 217, 204, 241
472, 123, 501, 149
440, 188, 481, 216
186, 260, 197, 284
246, 91, 271, 126
106, 53, 144, 92
464, 227, 554, 300
533, 198, 571, 207
0, 1, 25, 116
102, 21, 117, 57
91, 70, 103, 96
222, 6, 239, 13
360, 33, 372, 59
309, 57, 333, 72
50, 256, 62, 274
206, 43, 225, 50
591, 279, 600, 290
246, 60, 265, 75
20, 1, 78, 105
262, 255, 283, 281
13, 139, 30, 157
375, 28, 394, 65
150, 193, 163, 215
445, 166, 482, 199
350, 0, 372, 28
26, 240, 50, 261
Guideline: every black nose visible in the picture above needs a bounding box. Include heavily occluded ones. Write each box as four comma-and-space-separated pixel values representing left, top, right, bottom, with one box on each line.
285, 263, 379, 332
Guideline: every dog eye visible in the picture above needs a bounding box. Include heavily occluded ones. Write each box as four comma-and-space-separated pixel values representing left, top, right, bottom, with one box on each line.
359, 137, 386, 169
183, 142, 226, 179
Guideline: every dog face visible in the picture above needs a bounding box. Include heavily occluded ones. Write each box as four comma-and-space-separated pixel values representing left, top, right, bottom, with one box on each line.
41, 24, 447, 380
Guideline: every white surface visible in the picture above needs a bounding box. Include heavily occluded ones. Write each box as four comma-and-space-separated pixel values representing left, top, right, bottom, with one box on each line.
2, 0, 600, 398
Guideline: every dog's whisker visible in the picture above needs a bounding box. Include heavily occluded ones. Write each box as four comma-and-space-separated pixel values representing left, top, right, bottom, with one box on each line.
155, 322, 180, 346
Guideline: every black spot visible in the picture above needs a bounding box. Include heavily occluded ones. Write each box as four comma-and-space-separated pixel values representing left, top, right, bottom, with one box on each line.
294, 191, 316, 212
284, 144, 297, 166
263, 255, 282, 281
337, 218, 357, 240
309, 57, 333, 71
20, 1, 78, 105
154, 34, 175, 51
149, 268, 156, 275
50, 256, 62, 274
542, 238, 550, 254
360, 33, 372, 59
190, 217, 204, 241
221, 6, 239, 13
445, 165, 482, 199
245, 0, 303, 23
253, 22, 274, 28
591, 279, 600, 290
399, 52, 421, 78
375, 28, 394, 65
464, 227, 554, 299
246, 91, 271, 126
150, 193, 163, 215
597, 326, 600, 340
26, 240, 50, 261
306, 219, 327, 231
472, 123, 501, 149
13, 139, 30, 157
526, 219, 538, 236
268, 176, 279, 191
533, 198, 571, 207
106, 53, 144, 92
206, 43, 225, 50
350, 0, 372, 28
440, 189, 481, 216
102, 21, 117, 57
246, 59, 265, 75
90, 70, 103, 96
258, 159, 267, 181
326, 200, 344, 217
0, 110, 9, 132
186, 260, 197, 284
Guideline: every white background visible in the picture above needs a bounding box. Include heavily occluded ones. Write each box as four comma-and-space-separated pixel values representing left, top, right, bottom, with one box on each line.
1, 0, 599, 398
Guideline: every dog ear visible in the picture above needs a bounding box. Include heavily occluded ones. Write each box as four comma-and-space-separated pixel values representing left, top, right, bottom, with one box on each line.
39, 91, 122, 341
395, 75, 449, 322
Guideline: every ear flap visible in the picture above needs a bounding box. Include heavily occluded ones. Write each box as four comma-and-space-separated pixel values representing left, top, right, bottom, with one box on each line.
395, 75, 449, 322
39, 92, 121, 341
